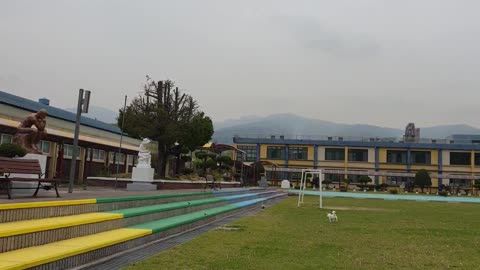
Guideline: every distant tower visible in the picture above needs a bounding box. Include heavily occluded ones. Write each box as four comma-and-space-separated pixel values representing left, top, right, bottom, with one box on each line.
404, 123, 420, 143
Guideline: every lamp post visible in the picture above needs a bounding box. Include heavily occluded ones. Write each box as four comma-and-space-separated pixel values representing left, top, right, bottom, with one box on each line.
68, 89, 91, 193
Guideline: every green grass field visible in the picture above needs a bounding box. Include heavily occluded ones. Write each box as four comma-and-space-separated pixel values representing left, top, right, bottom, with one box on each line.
124, 196, 480, 270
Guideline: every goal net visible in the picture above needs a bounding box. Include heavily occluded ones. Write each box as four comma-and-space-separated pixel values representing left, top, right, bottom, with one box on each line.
297, 169, 324, 208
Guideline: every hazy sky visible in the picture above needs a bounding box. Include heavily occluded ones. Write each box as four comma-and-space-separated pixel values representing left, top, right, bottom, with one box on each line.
1, 0, 479, 128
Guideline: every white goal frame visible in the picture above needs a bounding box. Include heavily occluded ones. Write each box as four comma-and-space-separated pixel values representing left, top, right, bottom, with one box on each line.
297, 169, 324, 208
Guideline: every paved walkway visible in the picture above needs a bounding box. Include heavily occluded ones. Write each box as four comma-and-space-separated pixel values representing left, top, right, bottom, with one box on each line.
0, 186, 248, 204
290, 189, 480, 204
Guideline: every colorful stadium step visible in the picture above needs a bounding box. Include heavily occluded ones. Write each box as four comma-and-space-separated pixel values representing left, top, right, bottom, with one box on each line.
0, 191, 276, 253
0, 194, 286, 270
0, 189, 260, 223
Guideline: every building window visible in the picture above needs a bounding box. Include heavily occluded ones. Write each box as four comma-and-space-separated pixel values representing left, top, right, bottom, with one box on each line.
387, 150, 407, 164
411, 151, 431, 165
63, 144, 80, 158
475, 153, 480, 166
347, 174, 370, 183
290, 172, 302, 180
449, 178, 470, 188
386, 176, 409, 186
450, 152, 471, 166
325, 148, 344, 161
1, 134, 12, 144
36, 141, 50, 154
288, 147, 308, 160
324, 173, 344, 182
237, 145, 257, 162
267, 146, 286, 160
348, 149, 368, 162
110, 152, 125, 164
87, 149, 106, 161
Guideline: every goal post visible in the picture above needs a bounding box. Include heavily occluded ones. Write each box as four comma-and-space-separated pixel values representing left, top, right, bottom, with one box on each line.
297, 169, 323, 208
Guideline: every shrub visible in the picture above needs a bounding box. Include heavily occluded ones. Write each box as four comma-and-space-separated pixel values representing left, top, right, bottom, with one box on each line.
358, 176, 372, 188
414, 169, 432, 193
438, 191, 448, 197
195, 151, 208, 160
181, 155, 192, 163
0, 143, 27, 158
389, 189, 398, 194
183, 168, 194, 175
216, 155, 233, 166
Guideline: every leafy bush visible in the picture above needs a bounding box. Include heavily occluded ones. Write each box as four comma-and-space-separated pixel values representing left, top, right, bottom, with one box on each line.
389, 189, 398, 194
358, 176, 372, 188
181, 155, 192, 162
216, 155, 233, 166
0, 143, 27, 158
438, 191, 448, 197
195, 151, 208, 160
205, 158, 217, 169
183, 168, 194, 174
414, 169, 432, 193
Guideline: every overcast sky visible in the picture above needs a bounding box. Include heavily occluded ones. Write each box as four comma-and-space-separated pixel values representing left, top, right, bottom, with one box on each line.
1, 0, 479, 128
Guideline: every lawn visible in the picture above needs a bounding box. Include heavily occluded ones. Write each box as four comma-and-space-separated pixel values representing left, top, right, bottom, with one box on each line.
124, 196, 480, 270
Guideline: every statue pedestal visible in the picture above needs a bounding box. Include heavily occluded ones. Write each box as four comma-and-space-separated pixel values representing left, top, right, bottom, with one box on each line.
127, 167, 156, 191
131, 167, 154, 182
11, 154, 49, 195
127, 182, 157, 191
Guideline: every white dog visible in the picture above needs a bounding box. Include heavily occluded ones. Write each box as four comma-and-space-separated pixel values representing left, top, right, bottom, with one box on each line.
327, 211, 338, 223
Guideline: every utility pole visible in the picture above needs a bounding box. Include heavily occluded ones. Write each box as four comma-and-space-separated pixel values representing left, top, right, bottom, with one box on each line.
114, 95, 128, 190
68, 89, 91, 193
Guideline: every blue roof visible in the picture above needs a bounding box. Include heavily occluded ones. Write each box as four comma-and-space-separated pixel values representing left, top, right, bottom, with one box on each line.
0, 90, 122, 135
234, 137, 480, 151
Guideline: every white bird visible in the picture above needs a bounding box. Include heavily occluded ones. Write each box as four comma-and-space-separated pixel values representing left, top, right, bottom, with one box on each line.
327, 211, 338, 223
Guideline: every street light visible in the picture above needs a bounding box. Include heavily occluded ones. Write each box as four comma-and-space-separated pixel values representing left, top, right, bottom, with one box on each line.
68, 89, 91, 193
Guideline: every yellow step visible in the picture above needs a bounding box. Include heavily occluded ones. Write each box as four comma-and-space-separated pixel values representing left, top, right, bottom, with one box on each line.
0, 199, 97, 210
0, 228, 152, 270
0, 212, 123, 237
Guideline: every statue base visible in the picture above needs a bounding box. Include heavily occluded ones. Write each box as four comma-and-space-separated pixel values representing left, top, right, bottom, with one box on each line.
131, 167, 154, 182
11, 154, 49, 195
127, 182, 157, 191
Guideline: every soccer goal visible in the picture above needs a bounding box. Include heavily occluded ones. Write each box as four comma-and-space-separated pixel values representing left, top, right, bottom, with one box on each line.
297, 169, 324, 208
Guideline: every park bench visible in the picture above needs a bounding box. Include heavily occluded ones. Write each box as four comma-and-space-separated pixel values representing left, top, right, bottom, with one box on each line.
204, 175, 221, 190
0, 157, 60, 199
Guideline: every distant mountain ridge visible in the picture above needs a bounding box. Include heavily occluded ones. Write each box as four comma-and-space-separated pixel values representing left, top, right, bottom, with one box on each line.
212, 113, 480, 144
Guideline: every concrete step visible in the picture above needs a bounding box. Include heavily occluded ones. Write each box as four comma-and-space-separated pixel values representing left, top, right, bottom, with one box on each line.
0, 193, 286, 270
0, 191, 278, 253
0, 188, 264, 223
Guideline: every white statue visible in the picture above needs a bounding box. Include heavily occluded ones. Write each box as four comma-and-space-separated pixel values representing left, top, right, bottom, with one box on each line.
137, 138, 152, 168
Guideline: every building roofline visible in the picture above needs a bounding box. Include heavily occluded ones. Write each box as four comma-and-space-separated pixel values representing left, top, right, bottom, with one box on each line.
0, 90, 124, 135
233, 137, 480, 150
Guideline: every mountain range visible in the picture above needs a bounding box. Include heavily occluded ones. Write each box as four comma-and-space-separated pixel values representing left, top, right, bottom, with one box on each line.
65, 106, 119, 124
212, 114, 480, 144
64, 106, 480, 145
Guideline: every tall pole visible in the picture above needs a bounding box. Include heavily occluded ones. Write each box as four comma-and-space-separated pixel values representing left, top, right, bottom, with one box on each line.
114, 95, 128, 190
68, 89, 84, 193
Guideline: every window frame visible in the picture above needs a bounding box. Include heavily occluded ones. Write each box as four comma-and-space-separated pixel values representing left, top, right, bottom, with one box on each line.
267, 146, 286, 160
325, 148, 345, 161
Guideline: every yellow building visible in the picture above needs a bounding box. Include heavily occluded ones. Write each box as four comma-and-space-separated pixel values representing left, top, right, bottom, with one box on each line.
234, 135, 480, 190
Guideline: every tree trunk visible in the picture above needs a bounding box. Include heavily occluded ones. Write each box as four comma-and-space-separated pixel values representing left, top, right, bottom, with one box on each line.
157, 144, 168, 178
175, 153, 181, 175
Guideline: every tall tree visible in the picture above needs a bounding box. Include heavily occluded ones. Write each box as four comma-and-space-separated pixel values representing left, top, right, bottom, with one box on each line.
118, 77, 214, 177
414, 169, 432, 193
